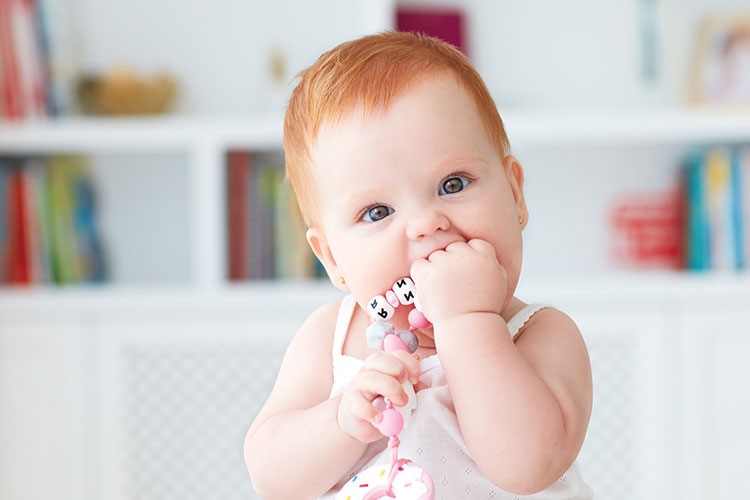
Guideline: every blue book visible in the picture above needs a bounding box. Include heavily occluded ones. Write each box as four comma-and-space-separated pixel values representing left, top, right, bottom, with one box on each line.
685, 150, 710, 271
71, 164, 106, 282
730, 148, 745, 270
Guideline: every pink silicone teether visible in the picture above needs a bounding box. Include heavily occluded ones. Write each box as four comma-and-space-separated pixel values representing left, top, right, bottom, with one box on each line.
382, 332, 409, 353
376, 407, 404, 437
358, 277, 434, 499
408, 308, 431, 330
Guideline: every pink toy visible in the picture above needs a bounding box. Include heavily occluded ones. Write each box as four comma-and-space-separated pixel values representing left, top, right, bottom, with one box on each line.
338, 277, 435, 499
407, 309, 430, 330
336, 460, 434, 500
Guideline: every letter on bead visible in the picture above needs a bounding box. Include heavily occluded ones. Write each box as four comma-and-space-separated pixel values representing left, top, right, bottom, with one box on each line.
392, 277, 416, 305
367, 295, 395, 321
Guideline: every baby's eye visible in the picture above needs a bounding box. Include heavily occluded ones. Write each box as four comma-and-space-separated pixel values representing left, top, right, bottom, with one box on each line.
361, 204, 394, 222
439, 175, 471, 195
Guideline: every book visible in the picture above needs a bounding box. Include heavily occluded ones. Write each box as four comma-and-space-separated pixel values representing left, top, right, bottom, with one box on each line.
684, 149, 710, 271
22, 156, 48, 282
5, 162, 31, 284
705, 147, 734, 271
13, 0, 46, 118
226, 150, 251, 281
0, 0, 24, 119
67, 156, 106, 282
0, 160, 10, 282
396, 6, 467, 55
248, 159, 280, 279
35, 0, 73, 115
48, 155, 83, 283
730, 148, 746, 270
273, 175, 313, 280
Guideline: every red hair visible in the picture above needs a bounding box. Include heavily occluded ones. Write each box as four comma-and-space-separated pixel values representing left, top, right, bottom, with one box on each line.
284, 31, 509, 226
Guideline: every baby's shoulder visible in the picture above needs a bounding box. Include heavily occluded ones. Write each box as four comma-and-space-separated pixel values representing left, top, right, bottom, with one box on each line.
277, 299, 344, 388
515, 305, 582, 343
291, 298, 343, 349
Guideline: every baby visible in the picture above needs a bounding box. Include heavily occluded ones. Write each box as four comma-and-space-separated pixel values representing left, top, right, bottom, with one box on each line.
244, 31, 593, 499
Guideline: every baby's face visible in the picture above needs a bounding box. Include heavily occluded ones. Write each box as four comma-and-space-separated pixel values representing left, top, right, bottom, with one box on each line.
307, 74, 527, 324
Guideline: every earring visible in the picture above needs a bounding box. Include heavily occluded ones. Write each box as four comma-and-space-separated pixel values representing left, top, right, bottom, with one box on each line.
339, 277, 346, 285
519, 216, 524, 225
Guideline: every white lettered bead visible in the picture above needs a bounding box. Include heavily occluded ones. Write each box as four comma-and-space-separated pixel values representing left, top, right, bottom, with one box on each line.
392, 277, 416, 305
367, 295, 395, 321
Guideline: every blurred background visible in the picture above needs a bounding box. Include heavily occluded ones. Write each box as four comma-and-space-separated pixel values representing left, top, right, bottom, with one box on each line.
1, 0, 750, 499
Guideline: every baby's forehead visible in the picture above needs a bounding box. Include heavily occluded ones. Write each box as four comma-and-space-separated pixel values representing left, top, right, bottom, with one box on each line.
314, 73, 473, 140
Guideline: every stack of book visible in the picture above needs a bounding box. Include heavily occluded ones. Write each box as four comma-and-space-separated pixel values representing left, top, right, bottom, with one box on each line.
683, 146, 750, 271
0, 0, 74, 120
226, 151, 320, 281
0, 155, 106, 285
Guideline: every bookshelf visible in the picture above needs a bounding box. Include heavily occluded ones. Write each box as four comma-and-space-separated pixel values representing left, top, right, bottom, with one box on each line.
3, 1, 750, 498
1, 110, 750, 500
0, 115, 284, 287
2, 109, 750, 290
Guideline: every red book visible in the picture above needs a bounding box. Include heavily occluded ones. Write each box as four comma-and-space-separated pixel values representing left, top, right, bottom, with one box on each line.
5, 168, 31, 284
226, 151, 251, 281
0, 0, 24, 119
396, 7, 467, 55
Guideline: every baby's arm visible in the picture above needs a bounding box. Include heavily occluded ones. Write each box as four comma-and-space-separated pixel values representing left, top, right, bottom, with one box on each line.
412, 240, 592, 495
244, 300, 419, 499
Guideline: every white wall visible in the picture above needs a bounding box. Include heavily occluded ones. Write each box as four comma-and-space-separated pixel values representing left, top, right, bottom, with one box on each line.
68, 0, 750, 115
71, 0, 396, 115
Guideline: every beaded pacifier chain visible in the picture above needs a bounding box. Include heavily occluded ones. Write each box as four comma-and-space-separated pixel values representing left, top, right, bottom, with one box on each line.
335, 277, 435, 500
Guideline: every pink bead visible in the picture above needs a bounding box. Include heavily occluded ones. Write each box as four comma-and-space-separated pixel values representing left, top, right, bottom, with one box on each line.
375, 408, 404, 437
408, 308, 431, 329
382, 333, 408, 352
372, 396, 387, 413
385, 290, 400, 308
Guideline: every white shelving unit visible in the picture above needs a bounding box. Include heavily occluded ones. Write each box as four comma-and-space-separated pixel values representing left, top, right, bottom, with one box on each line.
0, 115, 284, 287
2, 109, 750, 500
2, 108, 749, 290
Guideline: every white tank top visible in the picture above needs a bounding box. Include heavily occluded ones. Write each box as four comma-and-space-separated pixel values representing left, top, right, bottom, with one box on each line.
321, 294, 593, 500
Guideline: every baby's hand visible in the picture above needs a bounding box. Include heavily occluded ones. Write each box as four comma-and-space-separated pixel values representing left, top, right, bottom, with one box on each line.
337, 350, 420, 443
410, 239, 507, 325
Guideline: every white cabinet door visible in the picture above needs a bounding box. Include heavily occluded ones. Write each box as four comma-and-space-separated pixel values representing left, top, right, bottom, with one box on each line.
0, 321, 86, 500
680, 310, 750, 500
566, 306, 671, 500
88, 308, 305, 500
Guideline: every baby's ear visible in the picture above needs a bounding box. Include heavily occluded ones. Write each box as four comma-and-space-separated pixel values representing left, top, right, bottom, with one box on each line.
503, 155, 529, 228
306, 227, 347, 291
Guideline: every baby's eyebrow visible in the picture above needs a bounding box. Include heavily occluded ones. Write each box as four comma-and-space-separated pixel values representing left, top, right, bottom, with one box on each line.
438, 155, 488, 170
342, 185, 388, 209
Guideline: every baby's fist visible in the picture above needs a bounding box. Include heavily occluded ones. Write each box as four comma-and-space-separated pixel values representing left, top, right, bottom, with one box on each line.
410, 239, 507, 324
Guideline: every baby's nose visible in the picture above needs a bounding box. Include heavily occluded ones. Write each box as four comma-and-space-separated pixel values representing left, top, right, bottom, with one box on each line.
405, 207, 450, 241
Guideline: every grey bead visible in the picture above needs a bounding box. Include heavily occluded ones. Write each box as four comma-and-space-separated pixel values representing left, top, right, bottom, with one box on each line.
397, 330, 419, 354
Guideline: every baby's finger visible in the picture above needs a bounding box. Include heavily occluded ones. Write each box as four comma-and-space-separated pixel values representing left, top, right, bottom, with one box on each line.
467, 238, 495, 256
362, 352, 411, 383
345, 390, 382, 424
353, 369, 409, 407
410, 257, 428, 281
388, 349, 421, 385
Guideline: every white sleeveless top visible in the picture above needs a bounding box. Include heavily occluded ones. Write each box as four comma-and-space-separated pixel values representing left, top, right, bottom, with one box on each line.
321, 295, 593, 500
